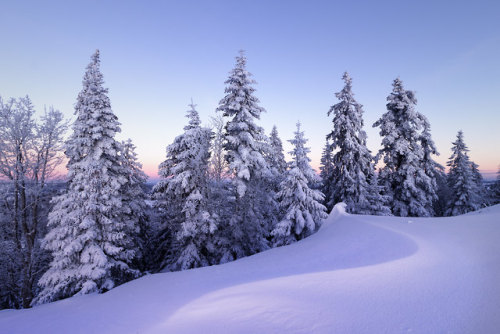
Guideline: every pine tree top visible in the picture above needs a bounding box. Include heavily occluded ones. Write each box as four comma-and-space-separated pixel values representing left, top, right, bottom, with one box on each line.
217, 50, 265, 120
68, 50, 121, 170
184, 99, 201, 130
327, 72, 367, 148
448, 130, 470, 167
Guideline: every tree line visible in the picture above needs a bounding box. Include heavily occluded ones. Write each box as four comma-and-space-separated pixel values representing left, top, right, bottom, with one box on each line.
1, 50, 499, 309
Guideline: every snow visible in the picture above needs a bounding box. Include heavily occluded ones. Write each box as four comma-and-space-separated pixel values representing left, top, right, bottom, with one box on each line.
2, 204, 500, 333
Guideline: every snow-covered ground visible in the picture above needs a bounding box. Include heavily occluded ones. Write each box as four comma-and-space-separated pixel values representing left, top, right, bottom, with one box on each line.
1, 204, 499, 334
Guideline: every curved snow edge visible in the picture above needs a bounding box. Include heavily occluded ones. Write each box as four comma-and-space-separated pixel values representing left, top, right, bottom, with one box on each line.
322, 202, 348, 227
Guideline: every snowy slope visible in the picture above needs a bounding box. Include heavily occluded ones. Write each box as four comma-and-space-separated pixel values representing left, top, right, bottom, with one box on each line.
1, 204, 500, 334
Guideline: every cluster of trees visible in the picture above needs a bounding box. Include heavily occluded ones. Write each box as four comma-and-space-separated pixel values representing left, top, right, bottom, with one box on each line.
1, 50, 499, 309
319, 74, 494, 218
152, 52, 326, 269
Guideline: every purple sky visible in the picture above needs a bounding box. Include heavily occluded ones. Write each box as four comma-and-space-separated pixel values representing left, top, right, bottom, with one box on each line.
0, 0, 499, 179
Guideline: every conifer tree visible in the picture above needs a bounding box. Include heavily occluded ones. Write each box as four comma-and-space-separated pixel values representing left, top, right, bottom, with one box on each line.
216, 51, 273, 260
373, 78, 436, 217
268, 125, 287, 175
153, 101, 216, 270
263, 125, 287, 224
289, 122, 321, 186
327, 72, 384, 214
418, 117, 442, 216
120, 139, 150, 271
471, 161, 488, 207
36, 51, 139, 304
446, 131, 482, 215
319, 140, 335, 212
493, 167, 500, 204
272, 122, 327, 246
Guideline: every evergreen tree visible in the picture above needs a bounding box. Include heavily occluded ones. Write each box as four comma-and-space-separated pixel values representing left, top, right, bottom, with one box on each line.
373, 78, 435, 217
433, 168, 451, 217
288, 122, 320, 186
268, 125, 287, 175
319, 140, 335, 212
471, 161, 488, 207
35, 51, 139, 304
418, 116, 442, 216
446, 131, 482, 215
493, 167, 500, 204
216, 51, 273, 260
327, 72, 385, 214
272, 122, 327, 246
153, 101, 216, 270
120, 139, 150, 271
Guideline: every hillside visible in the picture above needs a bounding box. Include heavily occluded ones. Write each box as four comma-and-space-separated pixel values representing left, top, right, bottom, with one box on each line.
1, 204, 499, 334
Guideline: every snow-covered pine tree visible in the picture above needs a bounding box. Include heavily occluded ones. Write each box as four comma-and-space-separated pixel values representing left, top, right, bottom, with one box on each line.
216, 50, 273, 260
445, 131, 482, 216
319, 140, 335, 212
418, 116, 442, 216
470, 161, 488, 208
120, 139, 150, 271
272, 122, 327, 246
268, 125, 287, 175
288, 122, 321, 186
327, 72, 385, 214
261, 125, 287, 227
433, 168, 451, 217
35, 50, 139, 304
153, 101, 216, 270
373, 78, 434, 217
493, 167, 500, 204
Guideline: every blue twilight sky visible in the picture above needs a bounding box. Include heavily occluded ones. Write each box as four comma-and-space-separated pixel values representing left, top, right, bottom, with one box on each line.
0, 0, 499, 179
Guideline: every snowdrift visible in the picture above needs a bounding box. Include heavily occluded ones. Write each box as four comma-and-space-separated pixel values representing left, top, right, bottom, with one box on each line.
1, 204, 500, 333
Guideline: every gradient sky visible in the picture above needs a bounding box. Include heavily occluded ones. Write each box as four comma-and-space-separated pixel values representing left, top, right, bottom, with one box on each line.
1, 0, 499, 179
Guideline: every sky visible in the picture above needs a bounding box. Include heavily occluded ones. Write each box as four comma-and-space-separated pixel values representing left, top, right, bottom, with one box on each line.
0, 0, 499, 180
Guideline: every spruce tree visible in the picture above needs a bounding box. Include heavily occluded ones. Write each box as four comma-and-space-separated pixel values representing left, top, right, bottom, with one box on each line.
493, 167, 500, 204
272, 122, 327, 246
264, 125, 287, 225
268, 125, 287, 175
446, 131, 482, 215
418, 117, 442, 216
288, 122, 321, 186
153, 101, 216, 270
327, 72, 384, 214
36, 50, 139, 304
216, 51, 273, 260
471, 161, 488, 207
320, 140, 335, 212
373, 78, 435, 217
120, 139, 150, 271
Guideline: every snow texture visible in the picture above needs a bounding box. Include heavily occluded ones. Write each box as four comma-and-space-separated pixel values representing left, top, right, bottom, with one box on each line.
2, 203, 500, 333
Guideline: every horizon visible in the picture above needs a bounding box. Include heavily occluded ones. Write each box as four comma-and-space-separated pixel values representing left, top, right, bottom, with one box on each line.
0, 1, 498, 180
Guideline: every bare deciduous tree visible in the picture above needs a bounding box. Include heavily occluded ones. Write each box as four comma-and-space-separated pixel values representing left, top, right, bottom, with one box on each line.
0, 96, 68, 308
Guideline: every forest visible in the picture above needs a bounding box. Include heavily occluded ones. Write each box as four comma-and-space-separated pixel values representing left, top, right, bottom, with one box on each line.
1, 50, 499, 310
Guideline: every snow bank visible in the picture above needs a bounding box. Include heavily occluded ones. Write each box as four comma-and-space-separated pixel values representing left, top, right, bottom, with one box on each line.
1, 205, 500, 333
